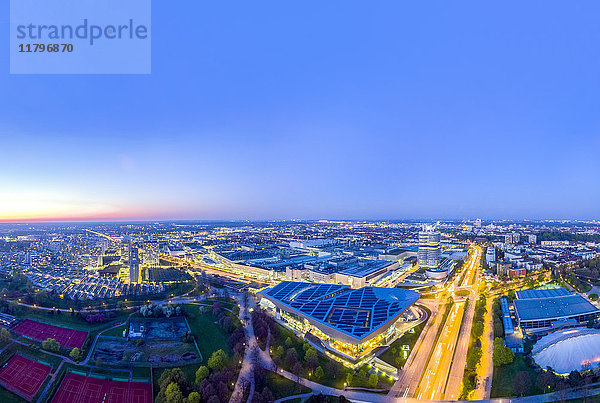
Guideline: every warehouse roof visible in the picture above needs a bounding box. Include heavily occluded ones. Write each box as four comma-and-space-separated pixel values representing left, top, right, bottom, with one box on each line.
516, 288, 571, 299
514, 294, 599, 322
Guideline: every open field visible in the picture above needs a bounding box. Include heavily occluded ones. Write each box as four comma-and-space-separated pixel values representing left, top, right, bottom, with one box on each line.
185, 305, 232, 359
491, 355, 541, 398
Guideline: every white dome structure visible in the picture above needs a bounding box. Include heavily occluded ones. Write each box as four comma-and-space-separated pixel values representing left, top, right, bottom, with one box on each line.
533, 328, 600, 374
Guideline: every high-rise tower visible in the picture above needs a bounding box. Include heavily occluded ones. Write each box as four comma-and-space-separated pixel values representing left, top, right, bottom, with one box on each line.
419, 225, 445, 279
129, 246, 140, 283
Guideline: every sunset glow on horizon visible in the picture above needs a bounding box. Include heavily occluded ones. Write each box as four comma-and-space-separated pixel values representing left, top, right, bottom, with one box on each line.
1, 1, 599, 221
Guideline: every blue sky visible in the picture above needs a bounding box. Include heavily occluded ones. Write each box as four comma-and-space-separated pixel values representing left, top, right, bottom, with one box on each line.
0, 1, 599, 221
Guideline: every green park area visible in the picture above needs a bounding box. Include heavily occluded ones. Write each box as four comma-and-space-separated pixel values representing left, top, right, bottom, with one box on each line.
253, 309, 394, 391
379, 319, 427, 369
491, 355, 540, 398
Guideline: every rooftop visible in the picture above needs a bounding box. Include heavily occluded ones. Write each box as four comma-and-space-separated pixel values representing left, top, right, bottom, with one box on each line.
337, 260, 394, 278
514, 294, 599, 321
258, 281, 419, 343
516, 287, 571, 299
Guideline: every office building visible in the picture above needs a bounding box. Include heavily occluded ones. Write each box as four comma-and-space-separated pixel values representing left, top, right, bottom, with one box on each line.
142, 240, 160, 266
419, 226, 444, 279
505, 233, 521, 244
121, 239, 131, 264
129, 247, 140, 283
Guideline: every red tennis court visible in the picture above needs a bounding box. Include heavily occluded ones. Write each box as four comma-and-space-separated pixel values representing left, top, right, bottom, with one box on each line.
52, 372, 152, 403
0, 354, 51, 401
13, 319, 88, 349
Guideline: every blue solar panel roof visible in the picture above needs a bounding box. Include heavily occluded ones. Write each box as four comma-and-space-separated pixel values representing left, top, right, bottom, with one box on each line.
259, 281, 420, 343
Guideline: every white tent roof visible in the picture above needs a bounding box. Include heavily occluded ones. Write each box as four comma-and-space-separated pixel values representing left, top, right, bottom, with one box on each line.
533, 328, 600, 374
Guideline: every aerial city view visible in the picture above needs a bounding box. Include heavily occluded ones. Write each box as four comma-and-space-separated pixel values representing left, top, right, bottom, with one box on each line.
2, 1, 600, 403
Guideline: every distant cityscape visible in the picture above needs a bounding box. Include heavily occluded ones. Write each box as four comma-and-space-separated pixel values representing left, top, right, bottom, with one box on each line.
0, 219, 598, 401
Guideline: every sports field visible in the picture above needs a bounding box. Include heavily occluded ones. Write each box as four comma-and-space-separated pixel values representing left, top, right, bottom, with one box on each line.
13, 319, 88, 349
0, 354, 51, 401
52, 372, 152, 403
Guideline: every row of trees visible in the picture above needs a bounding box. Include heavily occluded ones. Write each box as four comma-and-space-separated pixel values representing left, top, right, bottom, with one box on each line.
253, 308, 351, 387
156, 349, 237, 403
253, 307, 384, 390
156, 297, 245, 403
140, 303, 183, 318
461, 294, 499, 397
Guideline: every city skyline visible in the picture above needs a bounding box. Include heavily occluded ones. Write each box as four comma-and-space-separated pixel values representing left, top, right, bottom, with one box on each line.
2, 1, 600, 222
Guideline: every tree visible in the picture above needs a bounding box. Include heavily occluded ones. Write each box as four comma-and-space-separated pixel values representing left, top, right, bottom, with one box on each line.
466, 346, 482, 369
536, 371, 556, 392
305, 348, 318, 369
285, 337, 293, 347
165, 382, 184, 403
514, 371, 531, 396
492, 338, 514, 366
472, 321, 484, 338
285, 348, 298, 367
261, 387, 274, 403
326, 360, 340, 379
314, 366, 324, 381
208, 349, 228, 371
42, 338, 60, 352
346, 373, 354, 387
70, 347, 80, 361
292, 362, 303, 382
158, 368, 188, 395
195, 366, 209, 385
368, 373, 379, 388
187, 392, 200, 403
0, 328, 11, 343
567, 370, 582, 387
207, 396, 220, 403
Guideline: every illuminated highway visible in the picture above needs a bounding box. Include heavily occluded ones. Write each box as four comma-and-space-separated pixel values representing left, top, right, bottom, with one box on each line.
390, 245, 482, 401
417, 301, 465, 400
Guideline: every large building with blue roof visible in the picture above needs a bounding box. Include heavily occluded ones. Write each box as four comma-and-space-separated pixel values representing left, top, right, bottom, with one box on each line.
513, 287, 600, 333
257, 281, 419, 361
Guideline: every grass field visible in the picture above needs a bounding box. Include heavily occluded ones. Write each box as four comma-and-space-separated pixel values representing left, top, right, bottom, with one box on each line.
490, 355, 540, 398
101, 324, 128, 338
264, 370, 311, 399
15, 306, 133, 331
186, 305, 232, 360
131, 366, 151, 379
